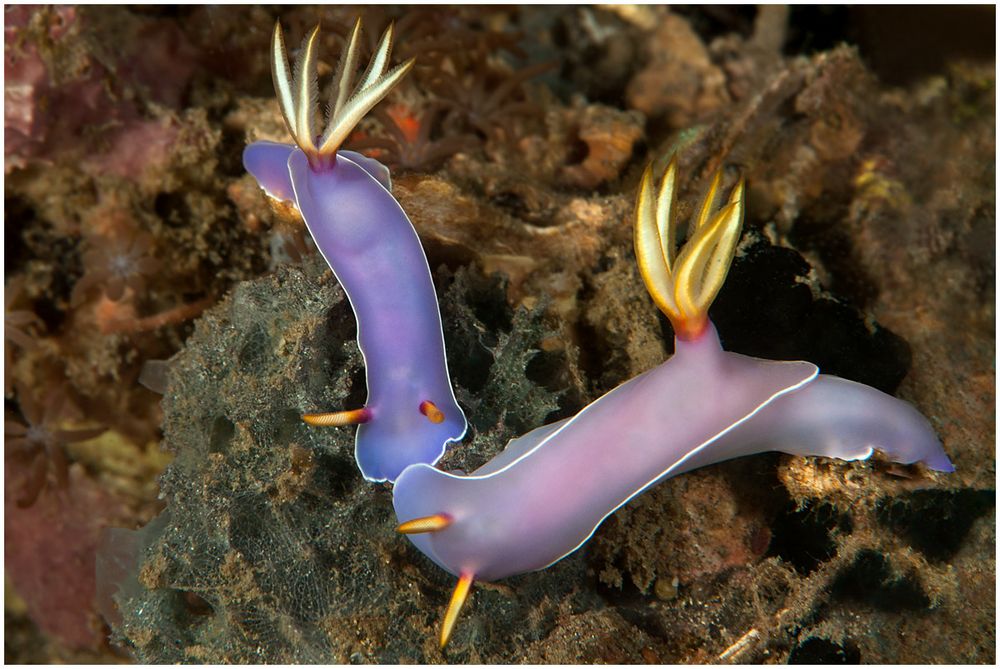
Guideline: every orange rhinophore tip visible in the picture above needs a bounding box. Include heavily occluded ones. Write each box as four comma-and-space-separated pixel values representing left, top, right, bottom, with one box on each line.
396, 513, 453, 534
440, 572, 474, 650
420, 400, 445, 424
302, 407, 372, 427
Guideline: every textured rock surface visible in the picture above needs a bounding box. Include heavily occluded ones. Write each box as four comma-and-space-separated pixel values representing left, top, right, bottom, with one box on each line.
5, 5, 993, 664
104, 258, 595, 663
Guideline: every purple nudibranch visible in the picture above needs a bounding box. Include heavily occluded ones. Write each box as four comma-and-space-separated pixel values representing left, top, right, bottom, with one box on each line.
393, 156, 953, 648
243, 21, 466, 482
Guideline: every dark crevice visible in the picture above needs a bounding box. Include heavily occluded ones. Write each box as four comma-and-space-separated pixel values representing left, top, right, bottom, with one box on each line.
208, 415, 235, 454
713, 231, 911, 394
830, 549, 930, 611
154, 191, 192, 229
767, 500, 852, 575
789, 636, 861, 664
876, 489, 995, 562
310, 450, 357, 502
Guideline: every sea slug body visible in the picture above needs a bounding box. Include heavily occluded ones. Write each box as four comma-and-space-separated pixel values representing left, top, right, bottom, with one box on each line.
392, 156, 954, 647
243, 21, 466, 482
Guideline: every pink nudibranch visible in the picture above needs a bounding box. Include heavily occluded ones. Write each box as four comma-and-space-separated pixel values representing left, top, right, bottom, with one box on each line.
394, 322, 952, 582
243, 21, 466, 482
392, 155, 953, 647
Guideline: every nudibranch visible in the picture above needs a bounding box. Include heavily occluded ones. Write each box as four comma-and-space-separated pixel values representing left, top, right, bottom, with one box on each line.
392, 156, 954, 648
243, 20, 467, 482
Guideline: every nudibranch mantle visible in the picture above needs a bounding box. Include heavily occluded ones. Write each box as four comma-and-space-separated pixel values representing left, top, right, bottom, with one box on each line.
243, 21, 466, 482
392, 156, 953, 647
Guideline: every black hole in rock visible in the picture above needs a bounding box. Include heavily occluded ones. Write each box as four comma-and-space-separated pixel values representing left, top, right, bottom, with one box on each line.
787, 214, 880, 312
440, 270, 513, 394
616, 605, 671, 643
274, 409, 306, 446
311, 450, 357, 502
591, 557, 646, 608
831, 549, 930, 611
524, 347, 584, 423
4, 196, 34, 275
712, 232, 911, 394
466, 273, 514, 334
21, 228, 81, 326
167, 589, 214, 631
876, 489, 995, 562
523, 347, 562, 391
564, 134, 589, 166
594, 253, 615, 273
154, 192, 191, 228
446, 339, 494, 396
789, 637, 861, 664
547, 386, 585, 425
572, 315, 612, 394
218, 124, 248, 178
237, 324, 270, 369
767, 501, 851, 575
342, 365, 368, 414
209, 416, 235, 454
424, 238, 477, 272
489, 191, 529, 219
323, 297, 358, 346
179, 590, 214, 618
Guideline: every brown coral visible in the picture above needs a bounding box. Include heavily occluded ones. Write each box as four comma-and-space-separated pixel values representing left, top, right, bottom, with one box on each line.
71, 226, 160, 306
625, 10, 731, 126
5, 384, 105, 508
5, 276, 45, 394
347, 104, 478, 173
560, 103, 645, 189
428, 58, 556, 142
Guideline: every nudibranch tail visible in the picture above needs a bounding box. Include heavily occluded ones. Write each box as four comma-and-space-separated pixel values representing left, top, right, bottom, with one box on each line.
271, 19, 415, 170
635, 157, 745, 340
441, 572, 474, 650
302, 407, 371, 427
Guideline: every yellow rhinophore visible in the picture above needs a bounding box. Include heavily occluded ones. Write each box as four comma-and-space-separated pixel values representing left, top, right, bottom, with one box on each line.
634, 156, 745, 340
271, 19, 415, 168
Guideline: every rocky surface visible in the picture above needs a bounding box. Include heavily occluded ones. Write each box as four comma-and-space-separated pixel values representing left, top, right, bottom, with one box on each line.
5, 5, 993, 664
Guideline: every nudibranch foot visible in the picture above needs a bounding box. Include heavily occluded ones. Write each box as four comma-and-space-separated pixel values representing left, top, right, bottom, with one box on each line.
441, 572, 474, 650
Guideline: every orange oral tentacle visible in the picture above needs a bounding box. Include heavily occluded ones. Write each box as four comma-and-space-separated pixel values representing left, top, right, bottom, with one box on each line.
301, 407, 372, 427
440, 572, 474, 650
396, 513, 453, 534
